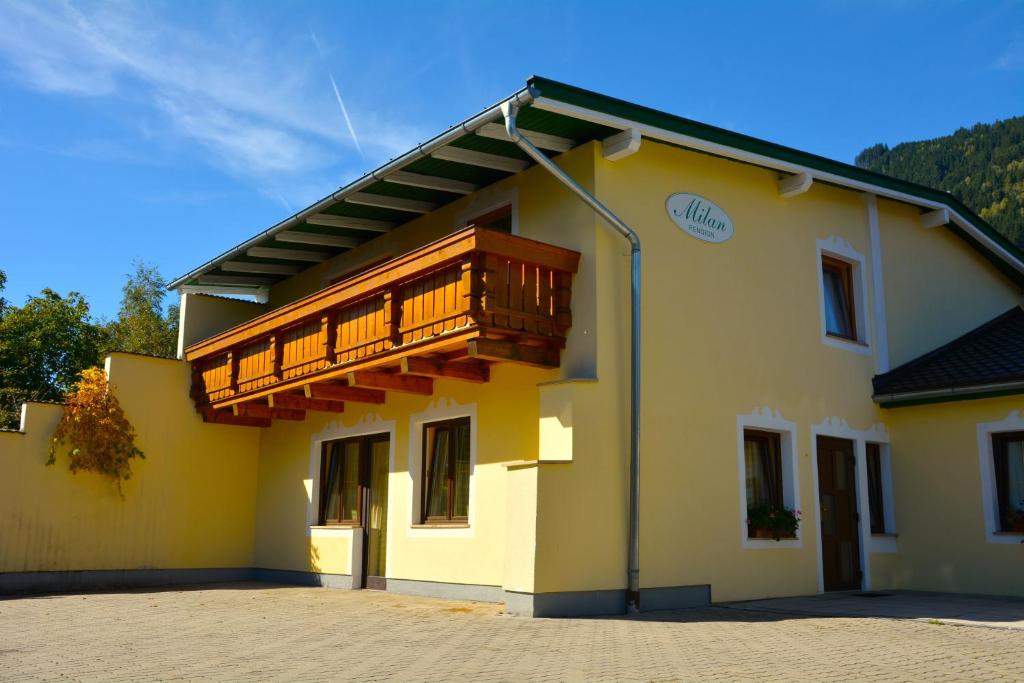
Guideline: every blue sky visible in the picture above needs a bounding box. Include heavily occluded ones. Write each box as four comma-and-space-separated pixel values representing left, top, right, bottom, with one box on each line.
1, 0, 1022, 318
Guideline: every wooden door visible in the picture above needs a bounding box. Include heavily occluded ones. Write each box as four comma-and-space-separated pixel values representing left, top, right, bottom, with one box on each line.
816, 436, 862, 591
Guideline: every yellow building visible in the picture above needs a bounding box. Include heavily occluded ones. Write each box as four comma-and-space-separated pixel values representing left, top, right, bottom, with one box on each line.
3, 77, 1023, 615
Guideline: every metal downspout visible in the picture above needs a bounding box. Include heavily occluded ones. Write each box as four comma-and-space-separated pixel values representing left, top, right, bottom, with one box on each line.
502, 102, 643, 613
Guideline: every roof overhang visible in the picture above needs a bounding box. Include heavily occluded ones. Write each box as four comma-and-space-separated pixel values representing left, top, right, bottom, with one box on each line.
170, 76, 1024, 294
874, 380, 1024, 408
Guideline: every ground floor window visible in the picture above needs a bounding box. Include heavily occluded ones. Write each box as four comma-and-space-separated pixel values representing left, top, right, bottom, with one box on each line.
745, 430, 783, 510
993, 432, 1024, 533
866, 443, 886, 534
319, 433, 390, 526
421, 417, 471, 523
743, 429, 797, 539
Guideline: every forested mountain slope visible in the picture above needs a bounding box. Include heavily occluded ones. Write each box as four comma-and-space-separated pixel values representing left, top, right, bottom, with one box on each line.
855, 116, 1024, 248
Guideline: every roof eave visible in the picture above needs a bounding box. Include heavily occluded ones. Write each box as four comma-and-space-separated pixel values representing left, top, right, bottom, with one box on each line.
167, 85, 537, 290
874, 379, 1024, 408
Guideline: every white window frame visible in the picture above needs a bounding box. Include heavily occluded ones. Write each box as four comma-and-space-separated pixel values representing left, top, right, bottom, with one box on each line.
737, 408, 802, 549
456, 187, 519, 236
407, 398, 478, 538
976, 411, 1024, 545
816, 236, 871, 355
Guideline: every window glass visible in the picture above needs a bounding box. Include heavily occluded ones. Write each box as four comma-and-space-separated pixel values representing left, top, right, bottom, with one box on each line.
341, 441, 361, 522
744, 430, 782, 509
468, 205, 512, 233
994, 433, 1024, 532
822, 257, 855, 339
452, 422, 471, 518
422, 418, 471, 522
866, 443, 886, 534
321, 443, 342, 523
424, 426, 451, 519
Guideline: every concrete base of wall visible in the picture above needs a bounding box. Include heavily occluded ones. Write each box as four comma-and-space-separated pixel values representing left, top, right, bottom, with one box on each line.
385, 577, 504, 603
0, 569, 709, 619
504, 585, 711, 618
253, 568, 353, 590
0, 568, 253, 595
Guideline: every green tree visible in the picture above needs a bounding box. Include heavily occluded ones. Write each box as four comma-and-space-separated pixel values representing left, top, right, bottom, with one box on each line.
105, 261, 179, 359
855, 116, 1024, 249
0, 284, 105, 428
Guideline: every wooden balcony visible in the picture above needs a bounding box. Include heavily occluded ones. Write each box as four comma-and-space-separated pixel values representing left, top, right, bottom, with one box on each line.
185, 227, 581, 426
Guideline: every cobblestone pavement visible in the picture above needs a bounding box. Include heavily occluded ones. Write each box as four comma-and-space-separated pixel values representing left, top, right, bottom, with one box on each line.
2, 582, 1023, 682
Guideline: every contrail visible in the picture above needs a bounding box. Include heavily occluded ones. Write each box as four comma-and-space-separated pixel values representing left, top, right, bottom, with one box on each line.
309, 26, 363, 160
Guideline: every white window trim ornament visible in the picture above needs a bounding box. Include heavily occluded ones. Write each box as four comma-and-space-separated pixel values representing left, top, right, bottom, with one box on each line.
816, 236, 872, 356
977, 411, 1024, 545
737, 408, 802, 550
866, 440, 898, 552
407, 397, 478, 539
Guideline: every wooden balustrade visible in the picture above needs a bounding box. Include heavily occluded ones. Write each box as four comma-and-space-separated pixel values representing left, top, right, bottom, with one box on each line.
186, 227, 580, 420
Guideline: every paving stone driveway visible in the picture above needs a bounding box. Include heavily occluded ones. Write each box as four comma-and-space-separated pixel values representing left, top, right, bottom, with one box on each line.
2, 582, 1023, 682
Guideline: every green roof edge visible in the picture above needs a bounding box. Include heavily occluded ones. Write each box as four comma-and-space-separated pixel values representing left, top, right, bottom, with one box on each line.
527, 76, 1024, 286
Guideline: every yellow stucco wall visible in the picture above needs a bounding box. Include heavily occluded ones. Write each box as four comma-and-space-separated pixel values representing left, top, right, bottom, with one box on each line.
871, 396, 1024, 597
520, 138, 1024, 602
0, 353, 259, 573
252, 363, 553, 590
878, 197, 1021, 367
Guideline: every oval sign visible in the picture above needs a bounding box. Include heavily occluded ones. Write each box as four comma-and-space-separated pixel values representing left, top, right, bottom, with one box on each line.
666, 193, 734, 243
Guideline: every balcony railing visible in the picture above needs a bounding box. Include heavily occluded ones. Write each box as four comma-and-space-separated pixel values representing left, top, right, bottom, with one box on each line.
185, 227, 580, 425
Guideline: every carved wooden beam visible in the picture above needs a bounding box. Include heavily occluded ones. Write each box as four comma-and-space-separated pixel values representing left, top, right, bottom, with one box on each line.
269, 394, 345, 413
233, 403, 305, 421
304, 383, 386, 404
400, 356, 490, 383
346, 370, 434, 395
467, 339, 560, 369
200, 408, 271, 428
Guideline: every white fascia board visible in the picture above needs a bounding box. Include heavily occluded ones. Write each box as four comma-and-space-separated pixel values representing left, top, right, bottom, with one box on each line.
345, 192, 436, 214
602, 128, 641, 161
476, 122, 575, 153
178, 284, 270, 303
305, 213, 394, 232
531, 96, 1024, 278
431, 146, 530, 173
276, 230, 360, 248
383, 171, 477, 195
778, 172, 814, 198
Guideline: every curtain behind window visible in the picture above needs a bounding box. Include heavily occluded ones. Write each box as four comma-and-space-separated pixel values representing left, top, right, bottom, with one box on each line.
425, 429, 451, 519
823, 268, 852, 338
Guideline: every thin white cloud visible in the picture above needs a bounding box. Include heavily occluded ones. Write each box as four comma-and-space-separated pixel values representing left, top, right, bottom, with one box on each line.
309, 26, 364, 161
0, 0, 423, 201
994, 33, 1024, 71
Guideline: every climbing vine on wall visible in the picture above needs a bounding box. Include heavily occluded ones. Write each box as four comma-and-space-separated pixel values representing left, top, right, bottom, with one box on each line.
47, 368, 144, 494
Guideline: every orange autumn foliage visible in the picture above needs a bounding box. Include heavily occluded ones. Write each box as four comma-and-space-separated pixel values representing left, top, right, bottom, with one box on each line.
47, 368, 144, 494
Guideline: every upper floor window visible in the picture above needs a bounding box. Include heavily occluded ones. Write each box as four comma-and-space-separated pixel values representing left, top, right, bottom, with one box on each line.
467, 204, 512, 233
421, 417, 471, 523
821, 255, 857, 341
992, 432, 1024, 534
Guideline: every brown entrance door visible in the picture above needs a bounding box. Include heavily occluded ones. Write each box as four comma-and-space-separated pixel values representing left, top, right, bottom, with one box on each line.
816, 436, 862, 591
